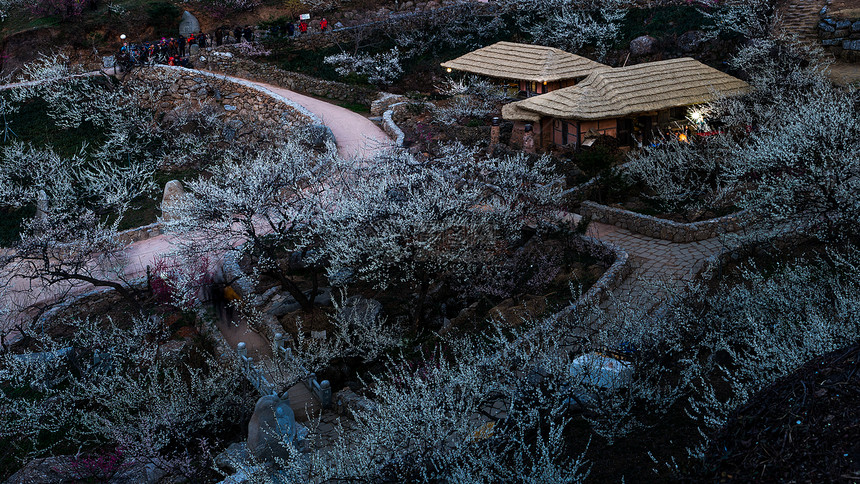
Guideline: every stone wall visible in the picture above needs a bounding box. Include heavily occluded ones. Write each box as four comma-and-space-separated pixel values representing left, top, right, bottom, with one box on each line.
194, 50, 379, 107
569, 236, 632, 310
117, 222, 163, 245
580, 200, 748, 242
818, 7, 860, 62
128, 64, 318, 132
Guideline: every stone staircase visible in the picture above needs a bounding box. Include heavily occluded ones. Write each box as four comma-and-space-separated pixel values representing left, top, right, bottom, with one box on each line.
776, 0, 827, 43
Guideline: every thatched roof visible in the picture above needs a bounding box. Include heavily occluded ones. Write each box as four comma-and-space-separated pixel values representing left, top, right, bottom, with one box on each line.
441, 41, 609, 83
501, 102, 541, 122
506, 58, 750, 121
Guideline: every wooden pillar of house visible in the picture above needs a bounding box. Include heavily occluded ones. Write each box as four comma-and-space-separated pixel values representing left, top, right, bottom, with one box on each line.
540, 117, 553, 151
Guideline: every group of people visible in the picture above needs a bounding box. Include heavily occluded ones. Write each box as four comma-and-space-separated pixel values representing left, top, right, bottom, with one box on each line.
115, 27, 252, 70
118, 36, 198, 70
267, 17, 329, 38
115, 17, 332, 70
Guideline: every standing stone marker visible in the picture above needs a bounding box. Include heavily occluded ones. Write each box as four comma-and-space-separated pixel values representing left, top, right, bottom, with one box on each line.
161, 180, 186, 222
179, 11, 201, 37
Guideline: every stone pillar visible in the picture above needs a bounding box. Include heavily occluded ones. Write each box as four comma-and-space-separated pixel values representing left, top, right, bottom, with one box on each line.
523, 123, 536, 154
489, 116, 500, 154
161, 180, 186, 222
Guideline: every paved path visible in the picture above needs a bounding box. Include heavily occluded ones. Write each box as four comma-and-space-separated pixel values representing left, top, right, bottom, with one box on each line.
199, 71, 391, 160
585, 221, 726, 316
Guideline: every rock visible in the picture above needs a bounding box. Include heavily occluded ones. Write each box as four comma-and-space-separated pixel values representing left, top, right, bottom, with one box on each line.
224, 105, 237, 111
844, 40, 860, 51
306, 124, 335, 148
189, 43, 200, 55
5, 456, 168, 484
334, 387, 376, 415
823, 38, 842, 46
677, 30, 704, 53
853, 21, 860, 32
247, 394, 298, 463
336, 295, 382, 324
629, 35, 657, 56
313, 286, 332, 306
823, 17, 836, 26
161, 180, 186, 221
4, 456, 76, 483
820, 21, 836, 33
265, 298, 302, 317
108, 461, 168, 483
837, 19, 852, 29
179, 11, 201, 37
215, 442, 250, 472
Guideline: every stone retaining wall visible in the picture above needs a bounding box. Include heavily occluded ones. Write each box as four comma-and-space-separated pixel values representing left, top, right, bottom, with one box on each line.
568, 236, 632, 310
194, 51, 378, 107
117, 222, 163, 245
818, 7, 860, 62
129, 64, 317, 132
580, 200, 748, 242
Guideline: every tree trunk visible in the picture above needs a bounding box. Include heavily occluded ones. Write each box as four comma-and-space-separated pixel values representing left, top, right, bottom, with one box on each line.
413, 273, 430, 331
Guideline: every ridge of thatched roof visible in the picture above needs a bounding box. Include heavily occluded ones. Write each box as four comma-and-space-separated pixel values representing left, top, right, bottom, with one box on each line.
508, 58, 750, 121
441, 41, 609, 83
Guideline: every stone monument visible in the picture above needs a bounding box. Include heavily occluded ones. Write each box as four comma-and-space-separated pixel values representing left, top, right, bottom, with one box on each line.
247, 393, 298, 462
161, 180, 186, 222
179, 11, 201, 38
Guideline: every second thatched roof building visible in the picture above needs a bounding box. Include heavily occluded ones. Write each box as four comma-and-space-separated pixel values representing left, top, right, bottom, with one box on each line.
441, 41, 609, 96
502, 57, 750, 151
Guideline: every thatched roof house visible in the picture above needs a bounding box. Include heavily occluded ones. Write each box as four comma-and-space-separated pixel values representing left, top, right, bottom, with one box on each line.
441, 41, 608, 94
503, 57, 750, 151
509, 57, 749, 120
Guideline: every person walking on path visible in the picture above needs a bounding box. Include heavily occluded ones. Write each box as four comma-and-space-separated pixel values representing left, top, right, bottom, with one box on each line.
320, 18, 328, 32
299, 20, 308, 34
286, 22, 295, 37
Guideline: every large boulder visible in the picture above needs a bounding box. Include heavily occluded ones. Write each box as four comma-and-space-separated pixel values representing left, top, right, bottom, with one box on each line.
179, 11, 201, 37
677, 30, 705, 53
247, 394, 298, 462
160, 179, 186, 222
629, 35, 658, 56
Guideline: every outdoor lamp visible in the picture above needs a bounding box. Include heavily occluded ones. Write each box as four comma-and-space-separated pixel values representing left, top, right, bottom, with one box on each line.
120, 34, 126, 40
446, 67, 452, 73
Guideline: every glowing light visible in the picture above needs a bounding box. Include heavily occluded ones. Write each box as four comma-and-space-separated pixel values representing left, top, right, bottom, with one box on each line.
120, 34, 126, 40
687, 105, 711, 126
678, 133, 688, 142
446, 67, 452, 73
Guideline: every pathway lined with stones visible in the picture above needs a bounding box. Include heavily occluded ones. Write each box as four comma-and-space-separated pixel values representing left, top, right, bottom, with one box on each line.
585, 221, 726, 315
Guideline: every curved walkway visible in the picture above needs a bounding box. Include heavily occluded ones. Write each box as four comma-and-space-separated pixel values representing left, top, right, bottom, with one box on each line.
200, 71, 391, 159
0, 69, 390, 339
585, 220, 726, 316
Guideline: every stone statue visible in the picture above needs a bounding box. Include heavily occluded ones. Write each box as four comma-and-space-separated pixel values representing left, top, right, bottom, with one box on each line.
247, 393, 298, 462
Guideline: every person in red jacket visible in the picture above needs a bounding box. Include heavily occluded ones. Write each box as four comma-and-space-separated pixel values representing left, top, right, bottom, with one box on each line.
320, 18, 328, 31
299, 20, 308, 34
